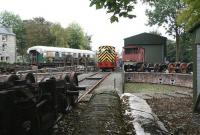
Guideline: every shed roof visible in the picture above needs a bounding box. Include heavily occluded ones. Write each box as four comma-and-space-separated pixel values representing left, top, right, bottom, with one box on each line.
0, 27, 15, 35
124, 32, 167, 45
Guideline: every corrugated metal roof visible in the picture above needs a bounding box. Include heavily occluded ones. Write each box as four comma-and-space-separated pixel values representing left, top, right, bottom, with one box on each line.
124, 32, 167, 45
0, 27, 15, 35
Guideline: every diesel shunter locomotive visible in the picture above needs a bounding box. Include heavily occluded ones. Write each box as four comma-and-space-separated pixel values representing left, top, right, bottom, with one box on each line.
97, 45, 117, 71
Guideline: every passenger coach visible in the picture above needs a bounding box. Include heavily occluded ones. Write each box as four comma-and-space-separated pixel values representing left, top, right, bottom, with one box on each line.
27, 46, 95, 68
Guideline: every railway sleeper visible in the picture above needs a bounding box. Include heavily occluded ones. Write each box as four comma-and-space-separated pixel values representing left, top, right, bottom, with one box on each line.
66, 90, 79, 95
85, 77, 102, 80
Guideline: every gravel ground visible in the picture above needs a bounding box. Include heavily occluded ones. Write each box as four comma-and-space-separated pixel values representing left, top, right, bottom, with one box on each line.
147, 97, 200, 135
53, 102, 88, 135
124, 82, 200, 135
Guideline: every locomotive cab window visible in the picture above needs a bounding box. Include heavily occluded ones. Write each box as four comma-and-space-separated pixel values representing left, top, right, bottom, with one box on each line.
125, 47, 138, 54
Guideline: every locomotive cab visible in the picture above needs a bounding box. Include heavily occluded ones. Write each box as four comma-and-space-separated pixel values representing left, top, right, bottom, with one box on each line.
122, 45, 145, 72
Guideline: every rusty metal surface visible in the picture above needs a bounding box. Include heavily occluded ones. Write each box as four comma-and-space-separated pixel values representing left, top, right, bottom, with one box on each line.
0, 71, 83, 135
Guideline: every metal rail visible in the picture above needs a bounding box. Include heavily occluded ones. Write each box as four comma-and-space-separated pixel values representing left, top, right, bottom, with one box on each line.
78, 72, 98, 82
78, 72, 111, 102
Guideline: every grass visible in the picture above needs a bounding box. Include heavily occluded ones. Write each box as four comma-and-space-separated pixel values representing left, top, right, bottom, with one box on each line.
124, 83, 192, 93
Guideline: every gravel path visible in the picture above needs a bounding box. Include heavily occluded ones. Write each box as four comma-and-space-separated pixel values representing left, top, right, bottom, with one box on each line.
73, 90, 126, 135
94, 72, 123, 94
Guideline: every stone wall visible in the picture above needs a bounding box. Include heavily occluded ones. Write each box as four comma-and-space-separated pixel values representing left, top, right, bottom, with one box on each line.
124, 72, 193, 88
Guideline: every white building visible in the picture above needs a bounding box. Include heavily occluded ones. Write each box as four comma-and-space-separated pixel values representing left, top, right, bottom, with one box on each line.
0, 27, 16, 63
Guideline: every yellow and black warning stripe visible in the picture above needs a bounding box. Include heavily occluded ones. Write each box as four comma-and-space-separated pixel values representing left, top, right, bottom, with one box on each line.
98, 46, 116, 62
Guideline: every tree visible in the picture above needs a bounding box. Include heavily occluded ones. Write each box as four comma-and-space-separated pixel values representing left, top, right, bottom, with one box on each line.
0, 11, 27, 60
167, 40, 176, 62
89, 0, 137, 22
149, 30, 162, 36
89, 0, 155, 22
145, 0, 185, 62
179, 32, 193, 62
66, 22, 91, 49
166, 33, 193, 63
178, 0, 200, 30
50, 23, 68, 47
23, 17, 54, 47
82, 33, 92, 50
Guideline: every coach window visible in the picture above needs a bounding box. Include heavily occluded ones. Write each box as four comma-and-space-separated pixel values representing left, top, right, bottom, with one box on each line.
62, 52, 65, 57
55, 52, 59, 58
73, 53, 77, 58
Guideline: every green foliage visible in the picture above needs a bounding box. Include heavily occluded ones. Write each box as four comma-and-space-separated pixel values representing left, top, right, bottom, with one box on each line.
145, 0, 184, 36
0, 11, 26, 58
50, 23, 68, 47
145, 0, 185, 61
66, 22, 91, 50
23, 17, 54, 47
0, 11, 92, 63
82, 33, 92, 50
167, 40, 176, 62
149, 30, 162, 36
178, 0, 200, 30
179, 32, 193, 62
167, 32, 193, 62
89, 0, 137, 23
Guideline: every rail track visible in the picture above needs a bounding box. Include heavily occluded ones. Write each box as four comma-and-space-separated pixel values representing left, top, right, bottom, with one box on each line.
55, 72, 111, 128
77, 72, 111, 102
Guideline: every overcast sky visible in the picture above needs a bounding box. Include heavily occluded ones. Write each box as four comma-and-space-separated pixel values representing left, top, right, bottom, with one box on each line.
0, 0, 171, 53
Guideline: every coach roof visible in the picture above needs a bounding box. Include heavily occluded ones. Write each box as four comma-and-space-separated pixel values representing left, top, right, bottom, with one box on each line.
27, 46, 95, 55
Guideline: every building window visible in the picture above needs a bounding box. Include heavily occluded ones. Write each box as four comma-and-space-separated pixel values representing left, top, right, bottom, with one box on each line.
2, 43, 7, 51
2, 35, 7, 42
1, 56, 4, 61
6, 56, 9, 62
